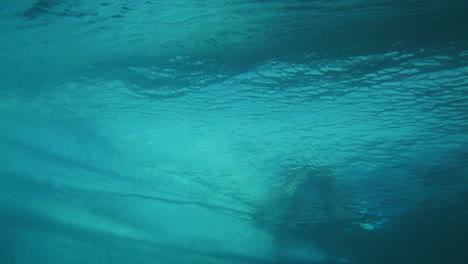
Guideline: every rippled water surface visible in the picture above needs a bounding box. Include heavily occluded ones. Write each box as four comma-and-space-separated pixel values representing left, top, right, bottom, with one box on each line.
1, 1, 467, 264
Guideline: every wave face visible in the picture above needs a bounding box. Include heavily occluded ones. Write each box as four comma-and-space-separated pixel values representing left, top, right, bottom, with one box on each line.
1, 1, 467, 264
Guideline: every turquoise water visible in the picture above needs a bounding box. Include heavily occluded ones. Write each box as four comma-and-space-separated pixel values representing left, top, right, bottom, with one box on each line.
1, 1, 467, 263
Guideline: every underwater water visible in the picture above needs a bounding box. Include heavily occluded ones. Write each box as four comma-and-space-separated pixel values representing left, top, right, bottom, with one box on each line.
1, 0, 467, 263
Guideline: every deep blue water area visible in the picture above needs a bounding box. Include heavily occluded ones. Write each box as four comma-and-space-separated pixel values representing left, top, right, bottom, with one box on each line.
1, 1, 467, 264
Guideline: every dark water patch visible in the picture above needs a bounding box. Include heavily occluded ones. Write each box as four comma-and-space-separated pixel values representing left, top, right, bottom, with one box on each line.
314, 191, 468, 264
22, 0, 59, 18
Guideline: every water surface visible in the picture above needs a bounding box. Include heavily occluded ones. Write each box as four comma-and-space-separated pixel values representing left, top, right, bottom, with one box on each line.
1, 1, 467, 264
